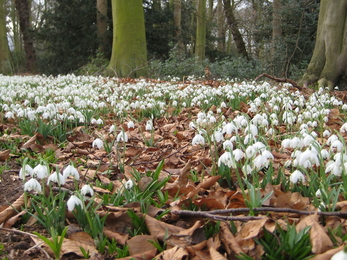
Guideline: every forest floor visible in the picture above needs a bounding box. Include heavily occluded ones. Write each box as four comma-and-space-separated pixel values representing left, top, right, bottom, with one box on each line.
1, 76, 347, 259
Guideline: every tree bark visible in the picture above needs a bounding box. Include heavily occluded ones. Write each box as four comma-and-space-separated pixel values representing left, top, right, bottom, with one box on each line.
0, 0, 12, 74
108, 0, 148, 78
14, 0, 37, 73
195, 0, 206, 64
300, 0, 347, 90
96, 0, 108, 56
222, 0, 249, 60
272, 0, 282, 55
217, 0, 225, 52
173, 0, 183, 52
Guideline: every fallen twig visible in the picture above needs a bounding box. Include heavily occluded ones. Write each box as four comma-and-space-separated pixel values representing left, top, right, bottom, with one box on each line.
255, 73, 302, 91
172, 207, 347, 220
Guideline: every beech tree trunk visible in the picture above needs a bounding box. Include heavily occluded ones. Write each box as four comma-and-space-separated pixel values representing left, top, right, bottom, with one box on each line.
14, 0, 37, 73
96, 0, 108, 56
223, 0, 249, 60
173, 0, 183, 52
217, 0, 225, 52
300, 0, 347, 90
108, 0, 147, 78
195, 0, 206, 64
0, 0, 12, 74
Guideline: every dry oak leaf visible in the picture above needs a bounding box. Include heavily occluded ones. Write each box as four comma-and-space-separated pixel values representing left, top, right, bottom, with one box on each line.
115, 249, 158, 260
309, 245, 344, 260
0, 149, 10, 161
145, 215, 184, 241
0, 193, 25, 225
155, 246, 189, 260
103, 229, 128, 245
220, 221, 245, 256
296, 213, 333, 254
275, 191, 309, 211
127, 235, 158, 256
238, 217, 269, 240
209, 247, 227, 260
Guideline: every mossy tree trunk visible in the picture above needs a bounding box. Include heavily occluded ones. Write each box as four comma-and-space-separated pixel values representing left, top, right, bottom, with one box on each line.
173, 0, 183, 52
300, 0, 347, 90
0, 0, 12, 74
108, 0, 147, 78
195, 0, 206, 64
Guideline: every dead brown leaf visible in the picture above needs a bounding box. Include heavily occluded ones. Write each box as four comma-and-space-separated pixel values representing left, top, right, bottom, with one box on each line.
220, 221, 245, 256
145, 215, 184, 241
127, 235, 158, 256
0, 149, 10, 161
0, 193, 25, 225
155, 246, 189, 260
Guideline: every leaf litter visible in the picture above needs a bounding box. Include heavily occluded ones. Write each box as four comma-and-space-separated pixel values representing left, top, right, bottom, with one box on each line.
0, 77, 347, 259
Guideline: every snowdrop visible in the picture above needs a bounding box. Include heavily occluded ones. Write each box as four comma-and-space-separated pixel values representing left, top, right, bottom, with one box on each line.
211, 129, 224, 142
63, 165, 80, 180
127, 120, 135, 129
290, 170, 305, 184
223, 140, 233, 150
233, 149, 245, 161
24, 178, 42, 193
67, 195, 83, 211
19, 164, 33, 179
341, 123, 347, 133
92, 138, 104, 149
47, 171, 65, 185
125, 179, 134, 189
109, 125, 116, 133
32, 164, 49, 179
331, 140, 343, 152
145, 120, 153, 131
81, 184, 94, 196
218, 151, 235, 168
330, 249, 347, 260
116, 131, 129, 142
192, 133, 205, 146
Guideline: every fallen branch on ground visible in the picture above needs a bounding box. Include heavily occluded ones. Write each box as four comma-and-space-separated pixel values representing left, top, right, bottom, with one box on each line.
255, 73, 302, 91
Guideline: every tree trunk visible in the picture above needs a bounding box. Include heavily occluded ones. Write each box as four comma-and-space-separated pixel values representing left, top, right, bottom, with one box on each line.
108, 0, 148, 78
14, 0, 37, 73
173, 0, 183, 52
217, 0, 225, 52
195, 0, 206, 64
300, 0, 347, 90
96, 0, 108, 56
0, 0, 12, 74
272, 0, 282, 55
222, 0, 249, 60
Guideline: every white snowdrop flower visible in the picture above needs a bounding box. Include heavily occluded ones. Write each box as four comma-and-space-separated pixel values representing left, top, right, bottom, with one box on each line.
245, 124, 258, 136
81, 184, 94, 196
312, 121, 318, 127
145, 121, 153, 131
172, 100, 177, 107
245, 145, 256, 158
266, 128, 275, 135
47, 171, 65, 185
92, 138, 104, 149
262, 150, 274, 160
340, 123, 347, 133
125, 179, 134, 189
5, 111, 14, 119
220, 102, 227, 108
331, 140, 343, 152
253, 154, 268, 169
109, 125, 116, 133
290, 137, 303, 149
315, 189, 322, 198
254, 142, 266, 153
63, 165, 80, 180
283, 160, 292, 168
242, 164, 252, 175
303, 135, 315, 147
273, 105, 279, 111
32, 164, 49, 179
222, 122, 236, 134
290, 170, 305, 184
24, 178, 42, 193
342, 104, 347, 110
218, 151, 235, 168
327, 134, 338, 145
96, 118, 103, 125
244, 134, 256, 145
330, 249, 347, 260
298, 150, 319, 168
321, 149, 330, 160
211, 129, 224, 142
192, 133, 205, 146
67, 195, 83, 211
209, 116, 216, 124
90, 118, 97, 124
19, 164, 33, 179
233, 149, 244, 161
281, 139, 291, 148
189, 121, 196, 129
116, 131, 129, 142
127, 121, 135, 129
223, 140, 233, 150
